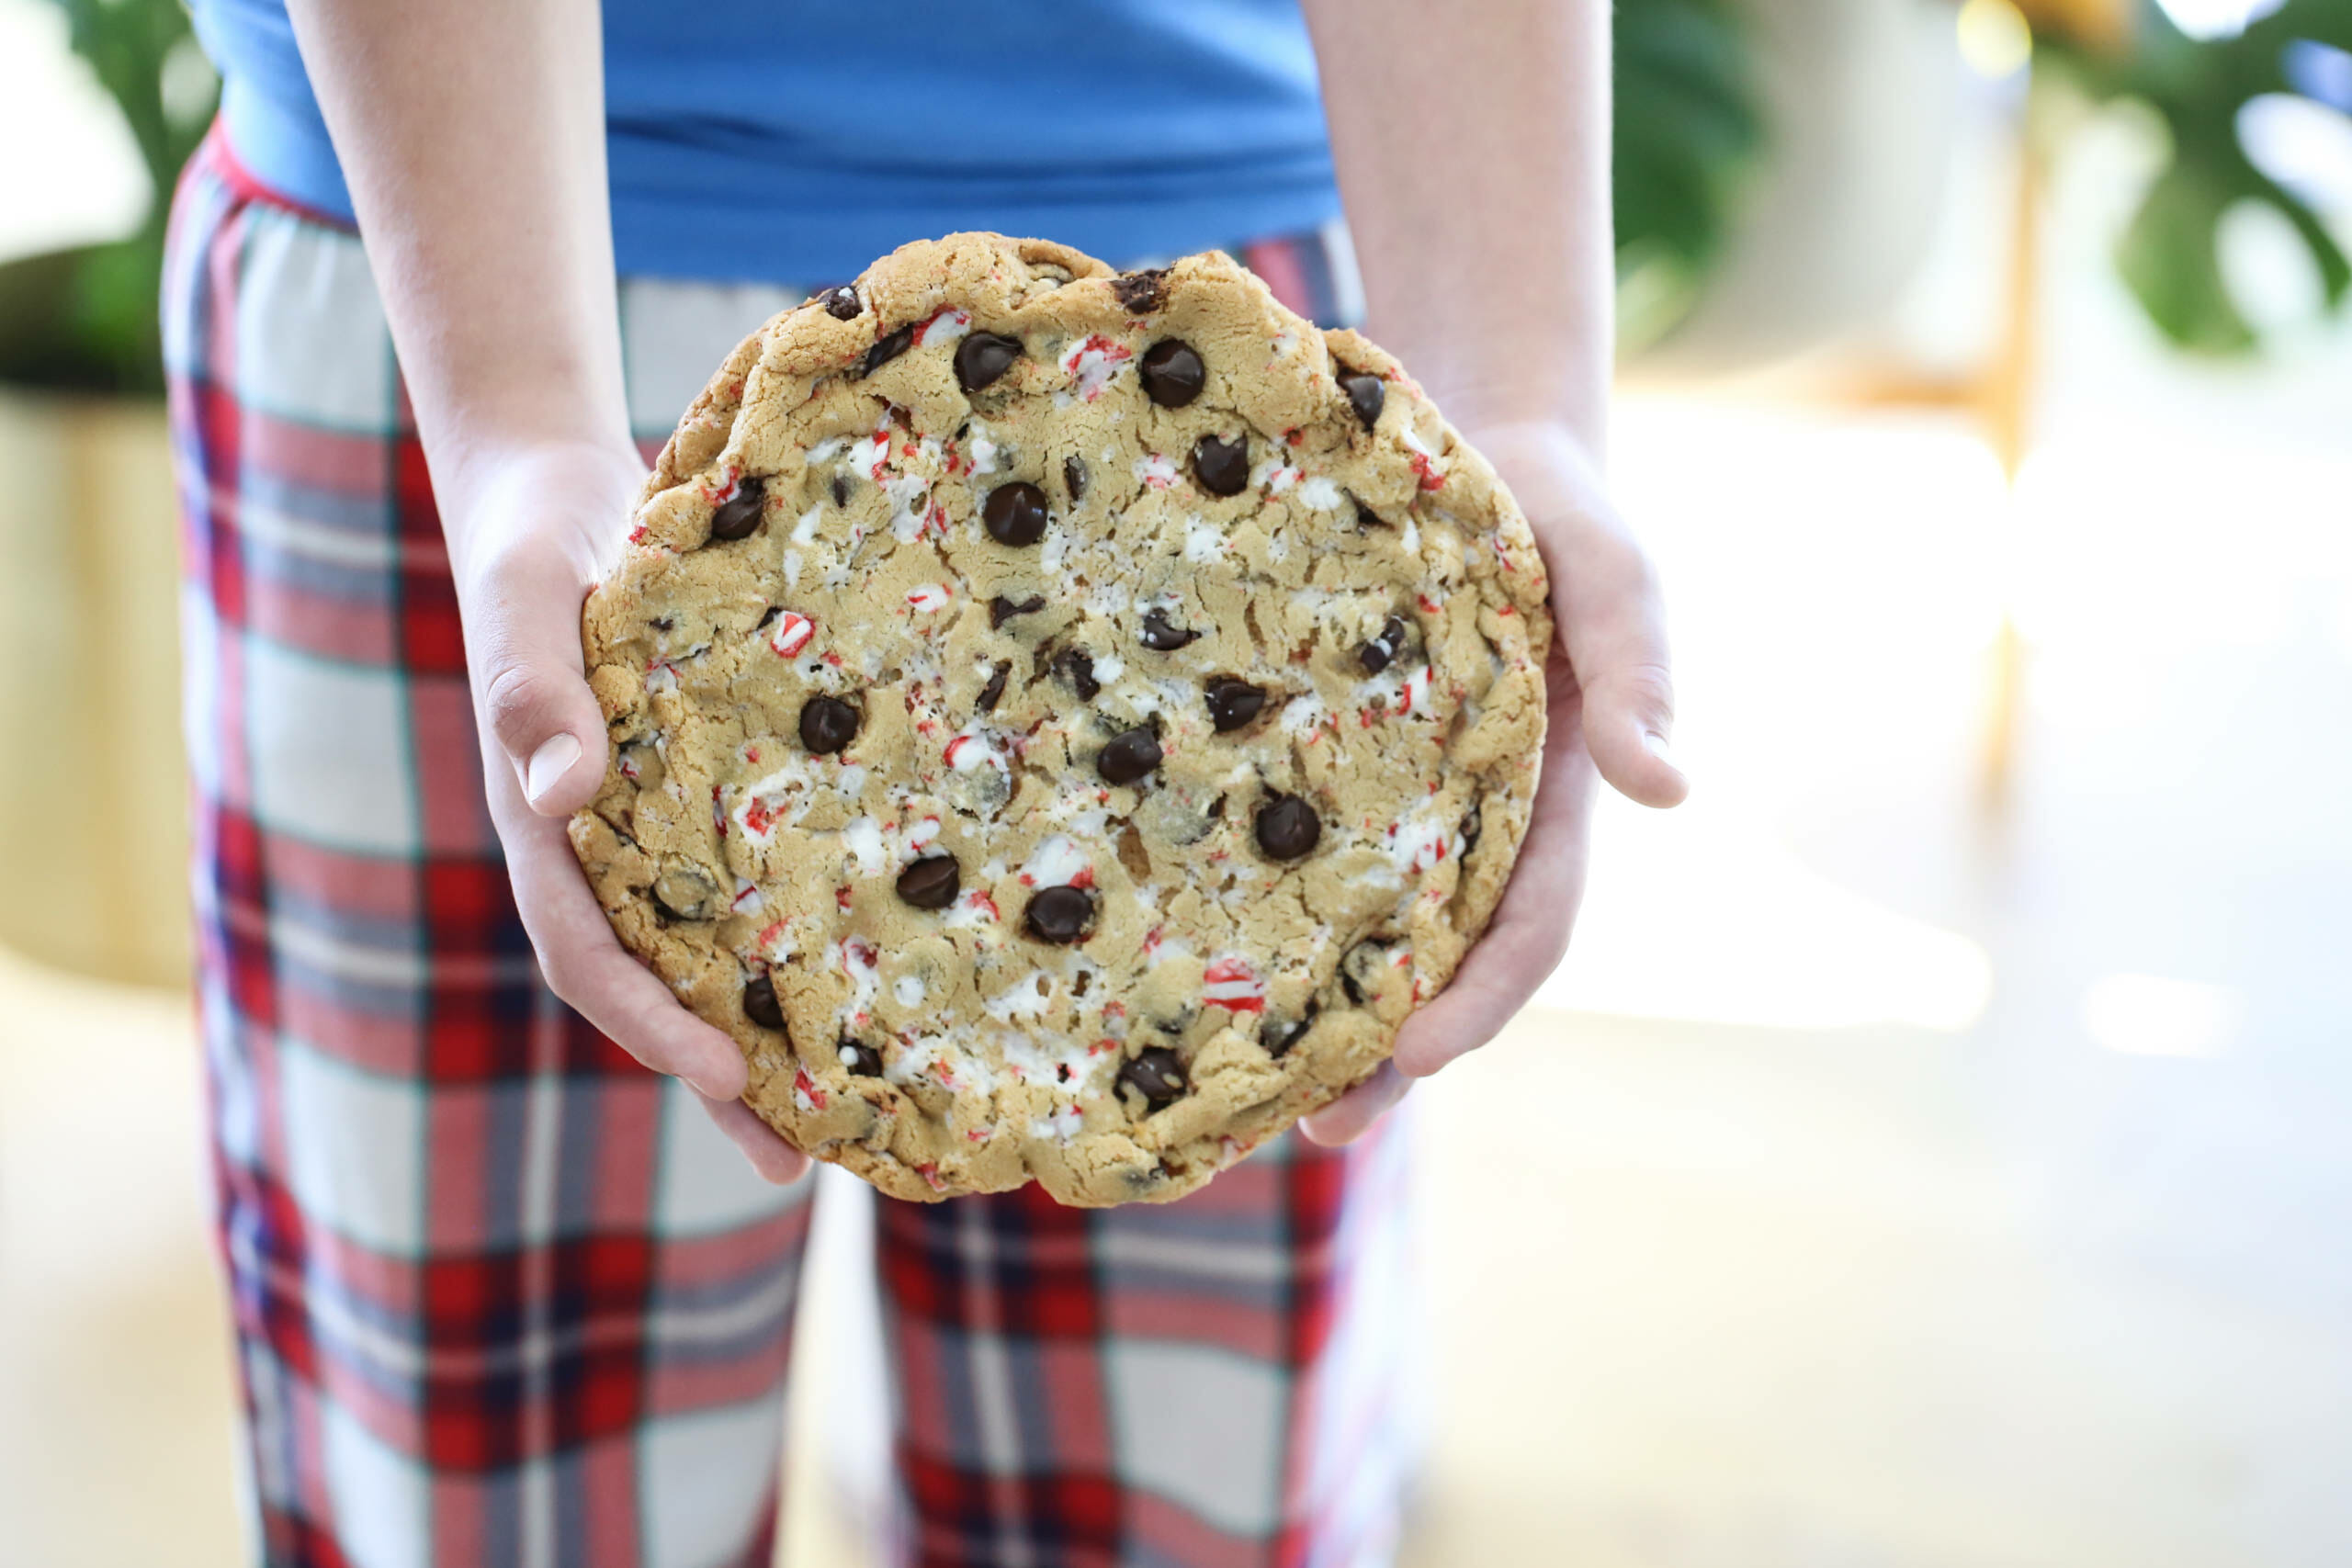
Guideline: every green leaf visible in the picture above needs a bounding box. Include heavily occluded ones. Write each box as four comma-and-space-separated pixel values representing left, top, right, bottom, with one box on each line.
2041, 0, 2352, 355
2116, 164, 2258, 352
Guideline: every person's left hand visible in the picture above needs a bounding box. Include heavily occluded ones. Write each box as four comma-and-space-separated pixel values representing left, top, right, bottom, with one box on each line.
1301, 418, 1686, 1144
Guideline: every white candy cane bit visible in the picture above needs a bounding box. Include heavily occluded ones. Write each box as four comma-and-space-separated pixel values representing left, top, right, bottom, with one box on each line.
766, 610, 814, 657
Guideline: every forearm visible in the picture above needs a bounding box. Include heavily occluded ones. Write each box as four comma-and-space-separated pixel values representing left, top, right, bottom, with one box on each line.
1300, 0, 1613, 451
283, 0, 632, 529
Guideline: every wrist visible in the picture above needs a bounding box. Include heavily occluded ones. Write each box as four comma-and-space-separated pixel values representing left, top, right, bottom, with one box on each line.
433, 434, 649, 589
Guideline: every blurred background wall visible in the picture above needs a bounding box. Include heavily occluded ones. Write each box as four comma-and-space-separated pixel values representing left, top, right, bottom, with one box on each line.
2, 0, 2349, 1564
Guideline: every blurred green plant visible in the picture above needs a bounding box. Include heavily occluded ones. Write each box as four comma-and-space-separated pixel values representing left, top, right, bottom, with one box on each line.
2038, 0, 2352, 354
0, 0, 216, 397
1612, 0, 1771, 349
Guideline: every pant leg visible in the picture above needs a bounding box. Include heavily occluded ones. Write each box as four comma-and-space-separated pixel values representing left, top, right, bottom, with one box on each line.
876, 1121, 1423, 1568
165, 133, 814, 1568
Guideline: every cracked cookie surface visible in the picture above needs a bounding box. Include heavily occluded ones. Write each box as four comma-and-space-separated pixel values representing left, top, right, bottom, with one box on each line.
571, 233, 1551, 1206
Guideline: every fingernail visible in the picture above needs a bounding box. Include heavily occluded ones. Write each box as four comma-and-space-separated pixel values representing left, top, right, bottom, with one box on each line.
1643, 729, 1679, 772
525, 732, 582, 805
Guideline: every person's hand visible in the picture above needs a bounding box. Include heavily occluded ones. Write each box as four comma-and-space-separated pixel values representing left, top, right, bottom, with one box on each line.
442, 439, 810, 1184
1302, 418, 1686, 1144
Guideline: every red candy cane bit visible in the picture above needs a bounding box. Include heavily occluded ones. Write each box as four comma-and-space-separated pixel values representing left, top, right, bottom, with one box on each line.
1070, 867, 1096, 890
628, 523, 649, 544
836, 886, 854, 911
1088, 1039, 1117, 1055
966, 1127, 991, 1143
915, 1162, 947, 1191
1203, 955, 1266, 1013
1408, 451, 1445, 491
793, 1066, 829, 1111
742, 796, 778, 837
767, 611, 814, 657
701, 463, 742, 506
1418, 592, 1443, 615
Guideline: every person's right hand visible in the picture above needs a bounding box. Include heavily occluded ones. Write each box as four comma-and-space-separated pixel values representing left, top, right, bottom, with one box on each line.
440, 439, 810, 1184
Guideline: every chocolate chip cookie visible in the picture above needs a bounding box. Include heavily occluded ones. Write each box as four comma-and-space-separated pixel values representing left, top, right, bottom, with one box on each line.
571, 233, 1551, 1206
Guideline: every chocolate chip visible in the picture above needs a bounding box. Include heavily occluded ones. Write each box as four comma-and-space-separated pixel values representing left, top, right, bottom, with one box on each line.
1057, 648, 1099, 701
1261, 1009, 1316, 1058
989, 593, 1046, 629
1192, 434, 1250, 497
1063, 454, 1089, 503
862, 324, 913, 376
1024, 885, 1096, 943
1119, 1047, 1188, 1109
1353, 501, 1389, 530
1254, 794, 1321, 861
839, 1037, 885, 1077
652, 887, 707, 926
895, 855, 960, 909
1139, 340, 1205, 407
982, 481, 1049, 546
708, 475, 765, 541
799, 694, 860, 754
1204, 677, 1266, 732
956, 333, 1023, 393
1097, 727, 1162, 786
831, 472, 851, 507
1357, 615, 1408, 675
820, 285, 863, 320
978, 660, 1010, 714
1139, 608, 1199, 650
1340, 370, 1385, 428
744, 974, 785, 1030
1340, 939, 1393, 1006
1113, 268, 1171, 313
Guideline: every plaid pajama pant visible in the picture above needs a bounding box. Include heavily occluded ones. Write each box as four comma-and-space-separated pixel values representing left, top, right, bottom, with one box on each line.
163, 130, 1422, 1568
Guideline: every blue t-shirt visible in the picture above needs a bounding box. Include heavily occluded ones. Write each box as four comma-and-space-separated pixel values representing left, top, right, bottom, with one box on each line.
192, 0, 1341, 282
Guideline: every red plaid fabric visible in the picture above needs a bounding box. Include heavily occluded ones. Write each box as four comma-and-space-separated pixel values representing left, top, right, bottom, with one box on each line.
165, 129, 1416, 1568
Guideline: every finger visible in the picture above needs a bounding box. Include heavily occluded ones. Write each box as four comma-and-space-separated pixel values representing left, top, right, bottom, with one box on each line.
699, 1093, 812, 1185
1556, 526, 1687, 809
468, 539, 609, 818
1390, 736, 1596, 1078
1299, 1061, 1412, 1145
499, 798, 750, 1100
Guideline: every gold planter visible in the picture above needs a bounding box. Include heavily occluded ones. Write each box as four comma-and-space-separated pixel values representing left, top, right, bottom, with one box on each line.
0, 389, 190, 989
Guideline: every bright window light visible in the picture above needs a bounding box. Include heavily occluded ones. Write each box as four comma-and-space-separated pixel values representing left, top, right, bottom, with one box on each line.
2154, 0, 2287, 39
1958, 0, 2033, 79
2081, 974, 2239, 1058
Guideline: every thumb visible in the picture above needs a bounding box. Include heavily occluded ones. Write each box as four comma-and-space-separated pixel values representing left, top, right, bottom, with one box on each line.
1560, 537, 1687, 810
470, 540, 609, 818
